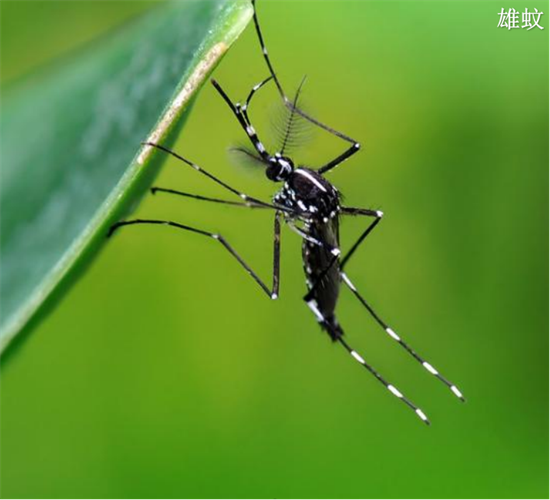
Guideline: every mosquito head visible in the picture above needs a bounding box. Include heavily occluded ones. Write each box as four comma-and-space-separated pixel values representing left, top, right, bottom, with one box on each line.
266, 153, 294, 182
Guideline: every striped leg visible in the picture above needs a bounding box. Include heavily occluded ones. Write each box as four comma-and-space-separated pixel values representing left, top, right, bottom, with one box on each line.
251, 0, 361, 173
109, 212, 282, 300
304, 300, 430, 425
141, 142, 291, 214
240, 75, 273, 125
286, 220, 340, 257
337, 206, 465, 400
317, 143, 361, 175
340, 207, 383, 270
340, 272, 465, 402
211, 79, 270, 159
150, 187, 272, 210
303, 207, 382, 302
338, 336, 430, 425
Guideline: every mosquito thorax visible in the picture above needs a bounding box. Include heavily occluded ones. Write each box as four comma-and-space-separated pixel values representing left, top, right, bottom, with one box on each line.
266, 153, 294, 182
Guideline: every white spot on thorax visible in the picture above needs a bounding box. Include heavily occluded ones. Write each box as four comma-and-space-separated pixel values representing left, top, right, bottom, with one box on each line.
295, 169, 327, 192
279, 159, 291, 169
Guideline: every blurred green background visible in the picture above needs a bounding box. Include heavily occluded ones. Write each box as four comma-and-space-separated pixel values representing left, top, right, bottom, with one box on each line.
1, 1, 548, 498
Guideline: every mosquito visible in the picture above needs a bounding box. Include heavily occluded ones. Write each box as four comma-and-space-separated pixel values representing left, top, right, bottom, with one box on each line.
109, 0, 465, 424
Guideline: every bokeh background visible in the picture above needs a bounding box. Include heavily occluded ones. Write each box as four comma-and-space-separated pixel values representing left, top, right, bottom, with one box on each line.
1, 1, 548, 498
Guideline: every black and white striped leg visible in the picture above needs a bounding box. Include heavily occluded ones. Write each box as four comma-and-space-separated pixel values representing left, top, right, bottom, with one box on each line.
142, 142, 291, 214
251, 0, 361, 169
304, 207, 383, 301
210, 79, 270, 159
340, 207, 384, 270
338, 336, 431, 425
286, 220, 340, 257
251, 0, 285, 101
151, 187, 272, 210
317, 142, 361, 175
338, 207, 464, 401
240, 75, 273, 124
302, 252, 339, 303
340, 272, 465, 402
303, 299, 430, 425
108, 213, 282, 300
341, 207, 384, 217
286, 220, 342, 302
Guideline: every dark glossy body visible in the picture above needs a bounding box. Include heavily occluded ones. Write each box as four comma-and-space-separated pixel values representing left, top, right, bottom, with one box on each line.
274, 167, 344, 339
109, 0, 465, 424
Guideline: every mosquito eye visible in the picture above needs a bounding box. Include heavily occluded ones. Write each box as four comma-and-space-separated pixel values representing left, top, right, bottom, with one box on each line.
265, 166, 279, 181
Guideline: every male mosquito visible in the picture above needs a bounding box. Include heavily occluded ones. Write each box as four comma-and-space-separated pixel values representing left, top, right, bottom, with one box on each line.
110, 0, 465, 424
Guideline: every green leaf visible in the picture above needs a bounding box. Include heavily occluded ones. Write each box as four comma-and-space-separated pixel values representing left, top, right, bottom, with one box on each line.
0, 0, 253, 355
